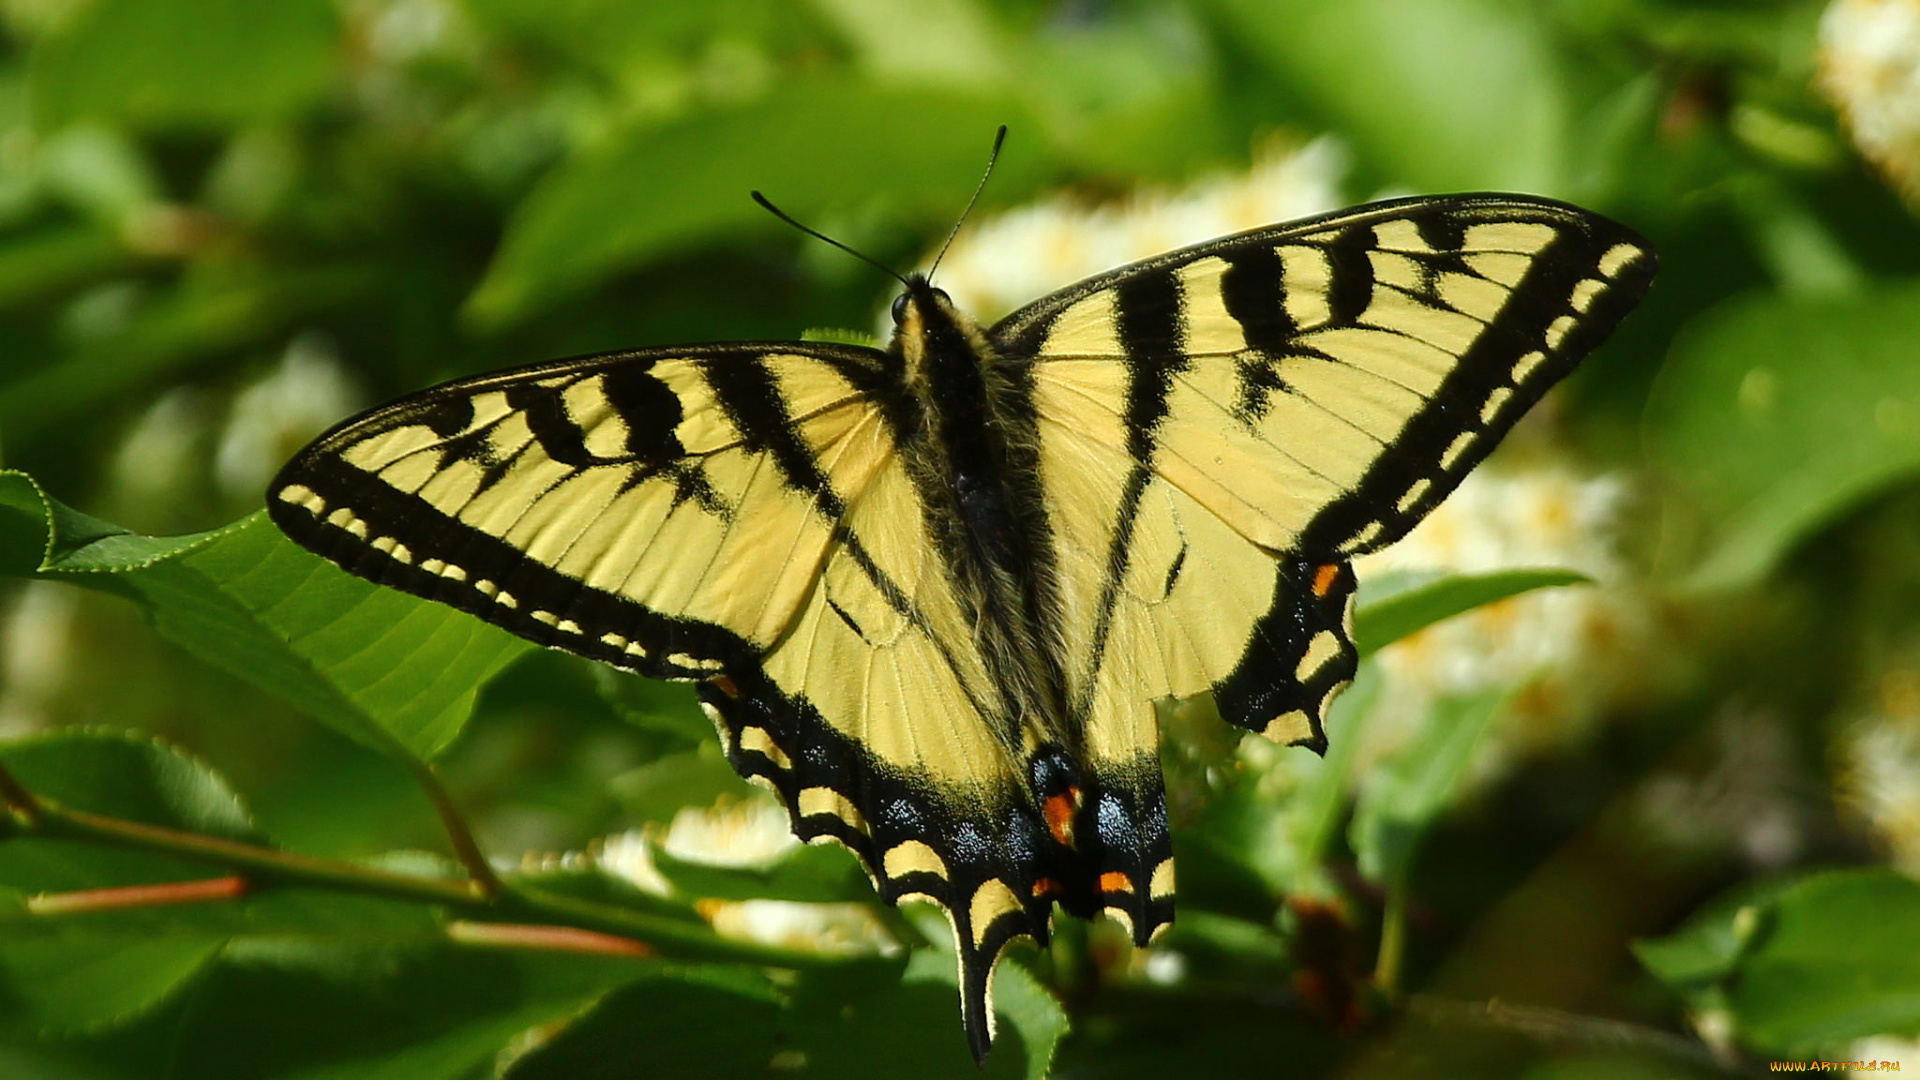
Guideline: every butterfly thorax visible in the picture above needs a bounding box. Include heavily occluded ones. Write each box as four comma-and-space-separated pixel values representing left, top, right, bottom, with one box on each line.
892, 277, 1078, 760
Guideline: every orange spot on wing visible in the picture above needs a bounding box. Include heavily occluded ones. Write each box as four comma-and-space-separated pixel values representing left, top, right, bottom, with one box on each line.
1032, 877, 1061, 898
1100, 871, 1133, 894
1043, 789, 1079, 847
1312, 564, 1341, 598
711, 675, 739, 698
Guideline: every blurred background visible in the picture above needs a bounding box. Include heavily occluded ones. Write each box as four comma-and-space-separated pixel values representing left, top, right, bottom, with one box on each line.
4, 0, 1920, 1076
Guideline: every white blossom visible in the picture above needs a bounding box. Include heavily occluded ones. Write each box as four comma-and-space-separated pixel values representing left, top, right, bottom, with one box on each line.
1820, 0, 1920, 204
1836, 665, 1920, 875
920, 136, 1347, 325
596, 796, 892, 956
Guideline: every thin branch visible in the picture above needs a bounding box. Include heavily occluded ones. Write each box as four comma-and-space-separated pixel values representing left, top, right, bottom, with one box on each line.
446, 920, 654, 958
0, 761, 41, 825
28, 876, 249, 915
399, 756, 501, 899
6, 786, 849, 972
1405, 995, 1732, 1071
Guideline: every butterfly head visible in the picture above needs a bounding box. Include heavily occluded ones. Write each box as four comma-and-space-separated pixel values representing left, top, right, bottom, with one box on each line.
890, 273, 996, 384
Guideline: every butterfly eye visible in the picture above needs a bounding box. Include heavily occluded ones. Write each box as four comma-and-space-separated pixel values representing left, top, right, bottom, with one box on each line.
932, 287, 952, 305
890, 293, 909, 326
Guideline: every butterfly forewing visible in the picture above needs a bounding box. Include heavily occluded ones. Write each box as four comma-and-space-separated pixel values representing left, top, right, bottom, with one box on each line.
269, 339, 1064, 1059
996, 193, 1655, 757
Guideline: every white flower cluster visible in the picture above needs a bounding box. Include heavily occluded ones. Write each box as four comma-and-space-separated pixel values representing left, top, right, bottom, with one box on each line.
1836, 665, 1920, 875
597, 796, 894, 956
1350, 463, 1661, 781
923, 136, 1347, 324
1820, 0, 1920, 205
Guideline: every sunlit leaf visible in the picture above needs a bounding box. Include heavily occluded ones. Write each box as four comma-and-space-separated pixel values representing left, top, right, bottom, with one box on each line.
0, 729, 260, 894
1354, 567, 1591, 656
0, 472, 527, 759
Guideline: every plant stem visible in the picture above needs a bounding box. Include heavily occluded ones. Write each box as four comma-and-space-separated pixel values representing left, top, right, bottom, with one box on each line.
0, 762, 844, 972
398, 755, 501, 899
0, 760, 41, 824
1374, 870, 1409, 999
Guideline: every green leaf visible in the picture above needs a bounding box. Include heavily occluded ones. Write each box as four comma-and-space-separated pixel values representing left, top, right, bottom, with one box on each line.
0, 266, 372, 445
502, 967, 786, 1080
592, 667, 711, 746
607, 745, 756, 826
1232, 664, 1382, 899
1353, 567, 1591, 656
1349, 686, 1513, 883
464, 0, 813, 78
786, 947, 1066, 1079
1203, 0, 1569, 192
29, 0, 340, 130
0, 224, 135, 312
1637, 869, 1920, 1053
1645, 280, 1920, 589
0, 885, 443, 1039
466, 79, 1040, 329
0, 927, 221, 1037
0, 729, 260, 894
649, 840, 870, 904
0, 472, 528, 759
145, 944, 656, 1080
0, 731, 253, 1035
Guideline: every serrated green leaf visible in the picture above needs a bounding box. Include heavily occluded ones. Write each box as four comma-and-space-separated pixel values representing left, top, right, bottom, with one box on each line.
0, 472, 528, 759
0, 731, 257, 1035
0, 730, 260, 894
29, 0, 340, 130
592, 667, 711, 746
1353, 567, 1591, 656
1646, 280, 1920, 589
466, 79, 1042, 329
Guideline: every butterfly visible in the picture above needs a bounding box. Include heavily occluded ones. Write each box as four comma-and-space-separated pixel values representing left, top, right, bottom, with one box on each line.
269, 172, 1655, 1062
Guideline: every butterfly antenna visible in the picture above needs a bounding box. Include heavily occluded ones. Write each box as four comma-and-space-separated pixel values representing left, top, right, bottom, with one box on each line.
928, 125, 1007, 281
751, 190, 909, 288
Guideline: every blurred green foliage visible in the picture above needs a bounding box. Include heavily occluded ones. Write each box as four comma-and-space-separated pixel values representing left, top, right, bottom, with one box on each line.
1, 0, 1919, 1077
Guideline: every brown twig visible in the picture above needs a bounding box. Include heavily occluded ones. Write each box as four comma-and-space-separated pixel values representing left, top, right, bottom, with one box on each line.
3, 784, 845, 971
399, 756, 502, 899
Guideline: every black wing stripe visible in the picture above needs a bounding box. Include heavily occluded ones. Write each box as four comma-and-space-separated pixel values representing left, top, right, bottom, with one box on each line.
273, 454, 756, 677
1071, 269, 1184, 715
1301, 215, 1655, 553
1219, 245, 1297, 357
